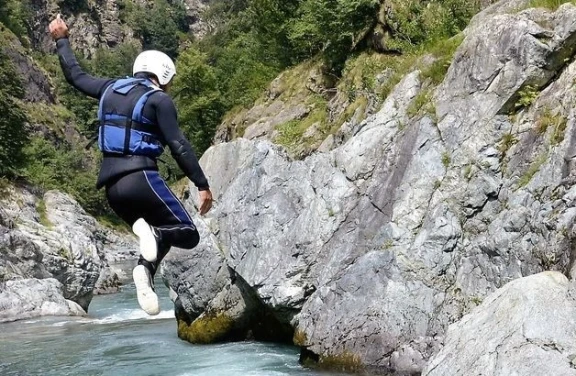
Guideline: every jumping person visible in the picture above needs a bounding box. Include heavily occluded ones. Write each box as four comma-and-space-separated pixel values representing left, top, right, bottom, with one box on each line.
48, 15, 213, 315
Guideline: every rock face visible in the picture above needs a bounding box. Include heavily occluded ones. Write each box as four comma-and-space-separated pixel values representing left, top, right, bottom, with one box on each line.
29, 0, 214, 58
29, 0, 138, 58
183, 0, 213, 38
423, 272, 576, 376
0, 278, 85, 322
0, 186, 136, 320
164, 1, 576, 374
0, 26, 55, 104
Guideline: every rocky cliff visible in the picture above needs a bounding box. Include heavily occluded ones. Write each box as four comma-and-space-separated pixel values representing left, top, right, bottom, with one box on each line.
0, 186, 136, 322
29, 0, 212, 58
164, 1, 576, 374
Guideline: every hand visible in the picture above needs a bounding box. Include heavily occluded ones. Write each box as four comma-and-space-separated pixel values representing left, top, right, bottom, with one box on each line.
198, 189, 213, 216
48, 14, 69, 41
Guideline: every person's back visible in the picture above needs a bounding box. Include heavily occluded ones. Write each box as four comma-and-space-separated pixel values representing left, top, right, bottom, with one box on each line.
49, 14, 213, 315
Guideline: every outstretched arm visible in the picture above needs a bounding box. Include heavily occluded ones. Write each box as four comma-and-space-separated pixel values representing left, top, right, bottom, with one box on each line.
155, 95, 213, 215
49, 14, 113, 99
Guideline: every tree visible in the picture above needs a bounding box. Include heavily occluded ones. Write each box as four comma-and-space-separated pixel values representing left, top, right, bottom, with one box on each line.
289, 0, 381, 73
0, 0, 28, 39
128, 0, 189, 59
173, 48, 224, 154
0, 49, 28, 177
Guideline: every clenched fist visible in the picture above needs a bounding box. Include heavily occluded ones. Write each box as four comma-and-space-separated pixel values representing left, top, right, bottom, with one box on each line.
48, 14, 69, 41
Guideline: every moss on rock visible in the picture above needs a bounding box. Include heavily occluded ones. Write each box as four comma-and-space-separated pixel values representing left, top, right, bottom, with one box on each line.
292, 329, 308, 346
318, 352, 364, 373
177, 312, 235, 344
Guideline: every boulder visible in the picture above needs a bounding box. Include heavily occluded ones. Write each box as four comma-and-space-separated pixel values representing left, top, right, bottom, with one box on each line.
0, 186, 136, 320
423, 272, 576, 376
0, 278, 85, 323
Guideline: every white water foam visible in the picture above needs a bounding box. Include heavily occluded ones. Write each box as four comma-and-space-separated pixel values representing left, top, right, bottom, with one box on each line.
93, 308, 175, 324
50, 309, 174, 326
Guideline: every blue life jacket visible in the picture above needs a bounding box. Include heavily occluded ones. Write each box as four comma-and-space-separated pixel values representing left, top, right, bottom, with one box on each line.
97, 77, 164, 157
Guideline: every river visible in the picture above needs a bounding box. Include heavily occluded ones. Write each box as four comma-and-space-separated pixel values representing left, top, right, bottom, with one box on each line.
0, 278, 346, 376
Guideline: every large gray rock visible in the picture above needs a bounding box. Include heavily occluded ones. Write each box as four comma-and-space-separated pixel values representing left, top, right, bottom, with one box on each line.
161, 184, 293, 343
0, 278, 85, 323
0, 186, 136, 319
165, 1, 576, 374
423, 272, 576, 376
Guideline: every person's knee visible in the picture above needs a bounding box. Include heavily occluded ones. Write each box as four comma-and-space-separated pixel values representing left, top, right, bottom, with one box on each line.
178, 229, 199, 249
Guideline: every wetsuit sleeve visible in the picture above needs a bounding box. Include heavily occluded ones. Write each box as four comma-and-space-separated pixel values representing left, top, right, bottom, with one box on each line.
155, 95, 210, 190
55, 38, 114, 99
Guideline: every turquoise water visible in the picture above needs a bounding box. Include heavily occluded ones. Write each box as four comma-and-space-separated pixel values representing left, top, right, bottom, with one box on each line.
0, 281, 344, 376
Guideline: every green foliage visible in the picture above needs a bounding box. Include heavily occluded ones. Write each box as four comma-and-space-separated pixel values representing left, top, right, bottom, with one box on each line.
499, 132, 518, 155
288, 0, 381, 72
385, 0, 480, 52
515, 85, 539, 110
275, 96, 328, 150
173, 48, 225, 155
182, 0, 477, 150
441, 151, 451, 168
120, 0, 188, 59
36, 199, 53, 228
96, 214, 131, 233
407, 89, 434, 118
463, 164, 474, 180
0, 0, 29, 43
551, 116, 568, 145
420, 34, 464, 85
90, 43, 140, 78
22, 137, 109, 217
518, 153, 547, 187
210, 33, 281, 107
0, 48, 28, 177
536, 107, 568, 145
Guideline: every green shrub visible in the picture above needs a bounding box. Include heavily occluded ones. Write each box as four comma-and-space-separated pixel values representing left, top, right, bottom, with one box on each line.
385, 0, 479, 52
518, 153, 547, 187
288, 0, 381, 72
0, 48, 28, 177
0, 0, 28, 43
22, 137, 109, 217
515, 85, 539, 110
173, 48, 225, 155
120, 0, 188, 59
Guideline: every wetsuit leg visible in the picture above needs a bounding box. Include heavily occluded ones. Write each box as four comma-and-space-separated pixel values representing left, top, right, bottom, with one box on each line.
106, 169, 199, 275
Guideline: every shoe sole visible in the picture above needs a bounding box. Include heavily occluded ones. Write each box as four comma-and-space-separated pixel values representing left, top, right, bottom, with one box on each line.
132, 218, 158, 262
133, 265, 160, 316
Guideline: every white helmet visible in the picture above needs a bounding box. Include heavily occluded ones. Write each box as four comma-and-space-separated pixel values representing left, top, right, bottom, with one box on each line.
133, 50, 176, 86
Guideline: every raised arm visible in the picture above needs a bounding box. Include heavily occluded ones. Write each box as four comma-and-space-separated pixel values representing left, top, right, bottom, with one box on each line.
49, 14, 113, 99
154, 94, 213, 214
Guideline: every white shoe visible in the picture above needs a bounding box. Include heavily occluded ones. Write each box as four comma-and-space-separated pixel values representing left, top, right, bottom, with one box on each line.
132, 218, 158, 262
133, 265, 160, 316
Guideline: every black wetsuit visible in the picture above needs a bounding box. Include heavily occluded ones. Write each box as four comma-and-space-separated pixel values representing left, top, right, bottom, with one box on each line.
56, 38, 208, 273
